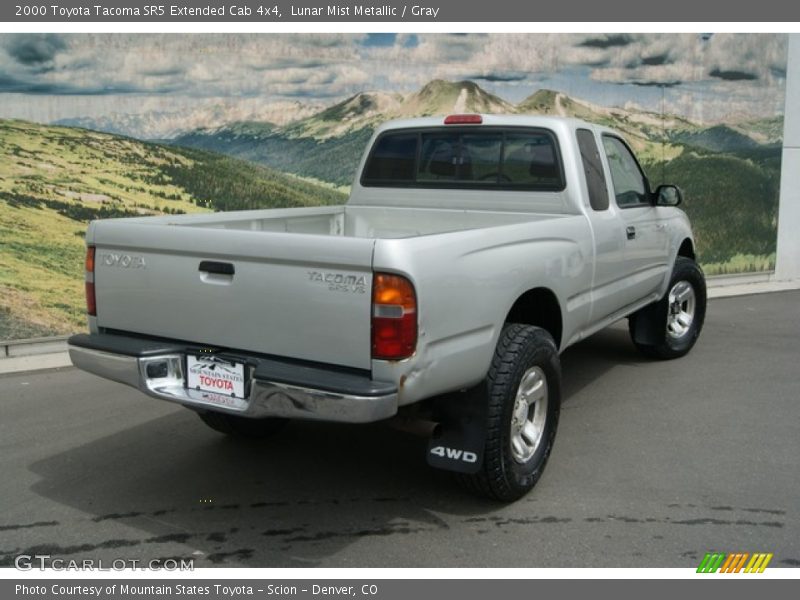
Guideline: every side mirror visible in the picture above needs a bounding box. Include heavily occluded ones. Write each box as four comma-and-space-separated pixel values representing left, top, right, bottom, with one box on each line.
655, 184, 682, 206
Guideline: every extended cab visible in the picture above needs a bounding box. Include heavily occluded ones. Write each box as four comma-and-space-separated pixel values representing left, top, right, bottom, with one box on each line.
69, 115, 706, 500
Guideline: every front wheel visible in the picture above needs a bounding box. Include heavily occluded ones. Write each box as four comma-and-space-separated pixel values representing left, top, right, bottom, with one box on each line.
629, 256, 707, 359
458, 324, 561, 502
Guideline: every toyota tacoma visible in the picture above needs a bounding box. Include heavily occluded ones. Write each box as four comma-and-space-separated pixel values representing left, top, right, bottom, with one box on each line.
69, 114, 706, 500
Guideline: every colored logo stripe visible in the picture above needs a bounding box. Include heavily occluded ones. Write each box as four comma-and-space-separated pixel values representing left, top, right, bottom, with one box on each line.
745, 553, 773, 573
720, 553, 749, 573
697, 552, 773, 573
697, 553, 726, 573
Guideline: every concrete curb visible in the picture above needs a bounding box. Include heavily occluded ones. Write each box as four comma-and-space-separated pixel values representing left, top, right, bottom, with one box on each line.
1, 334, 69, 358
0, 336, 71, 375
706, 272, 800, 298
1, 278, 799, 376
0, 352, 73, 376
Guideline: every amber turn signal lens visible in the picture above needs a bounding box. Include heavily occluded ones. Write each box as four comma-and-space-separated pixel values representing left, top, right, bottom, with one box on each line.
373, 274, 416, 309
85, 245, 96, 273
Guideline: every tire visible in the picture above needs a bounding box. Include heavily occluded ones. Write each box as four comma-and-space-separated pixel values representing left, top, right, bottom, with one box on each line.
197, 411, 288, 439
629, 256, 707, 359
459, 324, 561, 502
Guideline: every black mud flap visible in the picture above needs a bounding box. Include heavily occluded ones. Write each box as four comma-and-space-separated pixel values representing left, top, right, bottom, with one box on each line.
630, 300, 667, 345
426, 382, 488, 474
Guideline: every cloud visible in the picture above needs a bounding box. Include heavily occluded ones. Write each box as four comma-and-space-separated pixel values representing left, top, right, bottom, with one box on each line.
5, 34, 66, 69
641, 54, 671, 66
702, 34, 787, 83
653, 83, 787, 123
0, 32, 785, 100
0, 74, 55, 93
709, 68, 758, 81
628, 80, 682, 88
139, 67, 185, 78
298, 33, 368, 48
577, 34, 634, 49
0, 34, 374, 99
247, 59, 328, 71
587, 34, 787, 87
0, 74, 142, 95
466, 71, 528, 82
0, 32, 788, 123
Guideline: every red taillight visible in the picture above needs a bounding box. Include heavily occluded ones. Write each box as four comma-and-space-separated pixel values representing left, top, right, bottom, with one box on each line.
85, 246, 96, 316
85, 281, 96, 316
372, 273, 417, 360
444, 114, 482, 125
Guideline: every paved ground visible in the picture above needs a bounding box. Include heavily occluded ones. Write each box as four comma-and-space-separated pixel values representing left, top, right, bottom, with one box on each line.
1, 291, 798, 568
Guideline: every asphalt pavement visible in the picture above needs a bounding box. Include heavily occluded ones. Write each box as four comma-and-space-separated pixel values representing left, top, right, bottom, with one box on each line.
1, 291, 798, 568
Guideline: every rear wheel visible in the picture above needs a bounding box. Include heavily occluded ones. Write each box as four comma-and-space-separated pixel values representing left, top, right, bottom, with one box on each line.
629, 256, 707, 359
459, 324, 561, 502
197, 411, 288, 439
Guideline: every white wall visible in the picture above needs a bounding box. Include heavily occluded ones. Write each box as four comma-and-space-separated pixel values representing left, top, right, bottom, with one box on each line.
775, 34, 800, 281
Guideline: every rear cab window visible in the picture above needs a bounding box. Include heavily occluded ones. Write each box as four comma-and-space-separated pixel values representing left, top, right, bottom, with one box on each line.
361, 127, 565, 191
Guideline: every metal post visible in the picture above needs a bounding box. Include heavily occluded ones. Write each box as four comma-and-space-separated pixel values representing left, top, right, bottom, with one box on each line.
775, 33, 800, 281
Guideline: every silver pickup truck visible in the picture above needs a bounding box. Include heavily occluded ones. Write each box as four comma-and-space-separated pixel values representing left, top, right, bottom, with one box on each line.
69, 114, 706, 501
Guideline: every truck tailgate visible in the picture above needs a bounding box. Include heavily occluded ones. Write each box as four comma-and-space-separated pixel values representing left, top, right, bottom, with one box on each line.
91, 222, 375, 370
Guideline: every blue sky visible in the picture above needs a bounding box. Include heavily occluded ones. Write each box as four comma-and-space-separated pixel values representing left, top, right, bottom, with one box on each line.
0, 33, 788, 126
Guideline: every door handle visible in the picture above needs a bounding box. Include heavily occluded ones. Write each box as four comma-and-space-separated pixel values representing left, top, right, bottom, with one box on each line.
199, 261, 235, 275
626, 226, 636, 240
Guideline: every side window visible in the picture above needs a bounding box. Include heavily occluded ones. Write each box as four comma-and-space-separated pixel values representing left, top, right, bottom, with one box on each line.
602, 135, 649, 208
576, 129, 609, 211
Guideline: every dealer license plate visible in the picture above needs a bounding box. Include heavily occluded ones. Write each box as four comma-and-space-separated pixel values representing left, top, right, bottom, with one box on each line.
187, 355, 247, 400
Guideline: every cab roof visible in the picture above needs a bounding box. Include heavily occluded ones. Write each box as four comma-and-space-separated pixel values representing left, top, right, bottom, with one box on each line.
374, 113, 600, 134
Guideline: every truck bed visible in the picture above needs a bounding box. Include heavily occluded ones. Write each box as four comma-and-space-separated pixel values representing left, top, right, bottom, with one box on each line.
88, 205, 565, 370
159, 204, 558, 239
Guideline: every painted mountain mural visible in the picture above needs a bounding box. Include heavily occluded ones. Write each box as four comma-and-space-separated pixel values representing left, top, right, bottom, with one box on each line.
172, 81, 783, 277
0, 33, 788, 337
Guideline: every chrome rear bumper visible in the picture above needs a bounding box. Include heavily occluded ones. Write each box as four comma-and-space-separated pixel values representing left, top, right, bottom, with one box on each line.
68, 334, 397, 423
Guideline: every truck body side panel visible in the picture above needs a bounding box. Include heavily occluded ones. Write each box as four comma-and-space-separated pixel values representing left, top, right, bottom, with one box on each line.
371, 215, 595, 405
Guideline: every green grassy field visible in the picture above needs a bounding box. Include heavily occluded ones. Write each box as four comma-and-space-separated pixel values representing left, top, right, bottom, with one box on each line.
0, 119, 345, 339
643, 148, 780, 274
